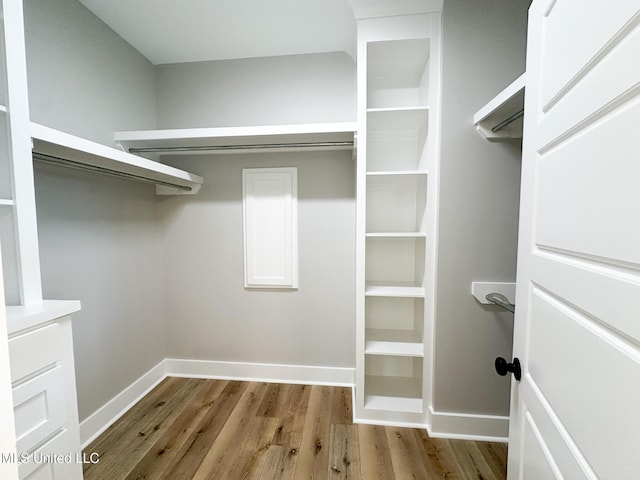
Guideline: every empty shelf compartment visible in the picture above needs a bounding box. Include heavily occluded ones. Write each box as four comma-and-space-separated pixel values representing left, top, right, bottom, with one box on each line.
365, 355, 423, 413
366, 236, 425, 286
367, 38, 430, 109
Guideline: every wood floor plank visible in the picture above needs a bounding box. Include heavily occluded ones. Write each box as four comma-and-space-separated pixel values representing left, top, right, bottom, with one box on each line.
293, 385, 333, 479
415, 429, 465, 479
122, 379, 228, 480
191, 381, 270, 480
476, 441, 508, 478
269, 384, 311, 479
161, 380, 249, 480
447, 438, 506, 480
385, 427, 430, 480
249, 443, 286, 479
328, 424, 361, 479
357, 424, 395, 480
83, 378, 508, 480
83, 377, 202, 480
330, 387, 352, 426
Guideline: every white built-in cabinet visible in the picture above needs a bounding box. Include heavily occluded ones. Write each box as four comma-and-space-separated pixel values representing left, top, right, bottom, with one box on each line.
7, 302, 83, 480
355, 13, 441, 426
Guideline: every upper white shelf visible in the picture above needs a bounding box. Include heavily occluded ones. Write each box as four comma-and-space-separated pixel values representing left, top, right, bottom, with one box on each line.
473, 73, 525, 141
366, 232, 426, 238
31, 123, 204, 195
365, 329, 424, 357
365, 284, 425, 298
114, 122, 358, 155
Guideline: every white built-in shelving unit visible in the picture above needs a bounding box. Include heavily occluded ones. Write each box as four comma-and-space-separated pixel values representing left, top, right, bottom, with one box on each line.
114, 122, 357, 155
474, 73, 525, 141
0, 0, 42, 308
355, 12, 441, 427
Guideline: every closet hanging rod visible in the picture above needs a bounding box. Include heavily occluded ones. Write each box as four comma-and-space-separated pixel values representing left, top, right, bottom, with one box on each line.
491, 108, 524, 133
485, 292, 515, 313
126, 140, 354, 154
32, 152, 193, 191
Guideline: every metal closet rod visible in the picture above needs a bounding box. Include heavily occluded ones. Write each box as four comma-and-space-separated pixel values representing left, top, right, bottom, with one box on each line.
127, 140, 354, 154
491, 108, 524, 133
32, 152, 193, 192
485, 292, 515, 313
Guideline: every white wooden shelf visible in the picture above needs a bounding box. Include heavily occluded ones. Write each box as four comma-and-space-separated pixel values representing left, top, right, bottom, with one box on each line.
30, 123, 203, 195
0, 198, 14, 206
366, 232, 426, 238
364, 375, 423, 413
365, 284, 425, 298
473, 73, 525, 141
366, 170, 428, 177
114, 122, 357, 155
367, 107, 428, 132
365, 329, 424, 357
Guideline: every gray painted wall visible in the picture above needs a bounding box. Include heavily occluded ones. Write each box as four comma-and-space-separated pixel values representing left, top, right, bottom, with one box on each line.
160, 151, 355, 368
24, 0, 164, 421
435, 0, 530, 415
155, 53, 357, 368
34, 165, 165, 421
24, 0, 157, 146
156, 52, 356, 128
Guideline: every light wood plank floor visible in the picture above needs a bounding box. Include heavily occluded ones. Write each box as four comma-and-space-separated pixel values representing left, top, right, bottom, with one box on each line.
83, 377, 507, 479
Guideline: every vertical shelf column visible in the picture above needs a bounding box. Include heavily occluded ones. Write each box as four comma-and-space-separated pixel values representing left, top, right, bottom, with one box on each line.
1, 0, 43, 306
0, 7, 20, 305
355, 13, 442, 427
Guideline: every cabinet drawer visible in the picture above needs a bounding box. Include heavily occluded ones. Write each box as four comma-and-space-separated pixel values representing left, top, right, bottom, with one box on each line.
13, 365, 66, 454
9, 323, 64, 384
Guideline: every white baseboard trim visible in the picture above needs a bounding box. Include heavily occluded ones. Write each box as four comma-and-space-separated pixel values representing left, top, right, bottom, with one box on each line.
427, 406, 509, 442
79, 360, 167, 448
165, 358, 355, 387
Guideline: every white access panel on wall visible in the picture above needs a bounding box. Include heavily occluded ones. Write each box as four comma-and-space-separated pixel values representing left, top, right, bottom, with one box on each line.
243, 167, 298, 289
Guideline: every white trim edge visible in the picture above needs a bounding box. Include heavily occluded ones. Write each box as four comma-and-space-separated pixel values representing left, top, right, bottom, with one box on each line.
427, 406, 509, 442
79, 360, 167, 448
165, 358, 355, 387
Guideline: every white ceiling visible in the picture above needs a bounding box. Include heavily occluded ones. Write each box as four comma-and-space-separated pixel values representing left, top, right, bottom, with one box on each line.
78, 0, 357, 65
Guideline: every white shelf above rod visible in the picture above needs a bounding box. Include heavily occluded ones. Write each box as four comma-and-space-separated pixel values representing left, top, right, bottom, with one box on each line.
114, 122, 358, 155
473, 73, 525, 141
31, 123, 203, 195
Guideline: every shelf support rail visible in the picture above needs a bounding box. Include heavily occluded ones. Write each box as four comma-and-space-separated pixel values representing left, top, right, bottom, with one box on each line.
32, 152, 193, 191
126, 140, 354, 154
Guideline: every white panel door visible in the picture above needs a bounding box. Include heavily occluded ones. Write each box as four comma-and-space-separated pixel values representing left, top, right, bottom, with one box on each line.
507, 1, 640, 479
243, 168, 298, 289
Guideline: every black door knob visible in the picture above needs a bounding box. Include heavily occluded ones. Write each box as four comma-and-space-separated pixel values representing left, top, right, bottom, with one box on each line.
495, 357, 521, 381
